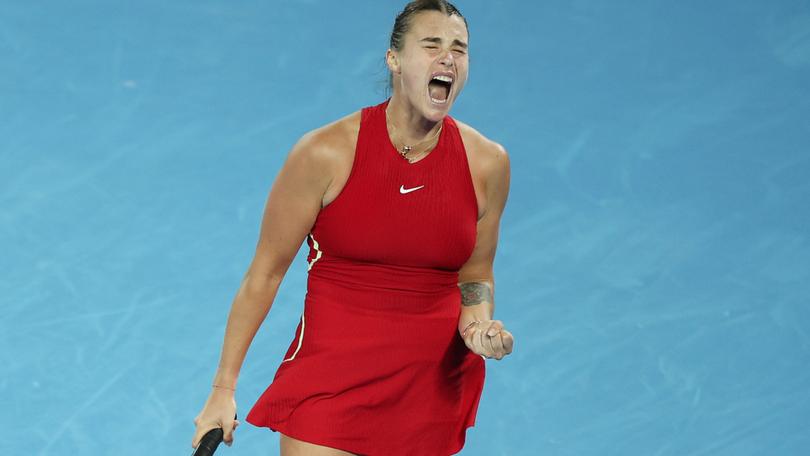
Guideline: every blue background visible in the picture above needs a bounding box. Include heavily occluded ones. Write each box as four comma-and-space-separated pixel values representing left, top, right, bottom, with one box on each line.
2, 0, 809, 454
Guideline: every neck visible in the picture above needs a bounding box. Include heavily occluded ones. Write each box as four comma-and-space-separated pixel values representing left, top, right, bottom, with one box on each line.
386, 93, 442, 144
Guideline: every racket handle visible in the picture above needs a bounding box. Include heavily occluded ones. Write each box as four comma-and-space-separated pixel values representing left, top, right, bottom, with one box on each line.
192, 427, 223, 456
192, 414, 237, 456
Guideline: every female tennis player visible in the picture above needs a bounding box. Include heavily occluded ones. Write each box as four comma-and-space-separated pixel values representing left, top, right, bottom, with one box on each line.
192, 1, 514, 454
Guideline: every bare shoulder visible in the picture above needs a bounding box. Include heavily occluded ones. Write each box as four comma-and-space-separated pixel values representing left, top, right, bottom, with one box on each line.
291, 110, 361, 168
453, 118, 511, 193
281, 110, 361, 208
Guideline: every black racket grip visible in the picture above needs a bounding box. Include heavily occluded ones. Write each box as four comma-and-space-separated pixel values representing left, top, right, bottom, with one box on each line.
192, 414, 237, 456
192, 427, 223, 456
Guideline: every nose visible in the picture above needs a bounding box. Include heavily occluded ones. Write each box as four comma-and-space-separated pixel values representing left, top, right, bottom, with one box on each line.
438, 49, 455, 67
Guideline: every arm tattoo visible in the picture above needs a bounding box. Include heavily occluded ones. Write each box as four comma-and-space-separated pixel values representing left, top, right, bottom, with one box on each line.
459, 281, 493, 307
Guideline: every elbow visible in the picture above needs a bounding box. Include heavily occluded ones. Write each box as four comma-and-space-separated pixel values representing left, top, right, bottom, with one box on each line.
242, 270, 283, 296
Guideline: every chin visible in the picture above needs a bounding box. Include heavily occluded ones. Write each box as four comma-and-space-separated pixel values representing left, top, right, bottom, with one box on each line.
424, 97, 453, 120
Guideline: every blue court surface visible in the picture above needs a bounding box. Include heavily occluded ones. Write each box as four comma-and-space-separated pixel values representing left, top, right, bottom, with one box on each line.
2, 1, 809, 455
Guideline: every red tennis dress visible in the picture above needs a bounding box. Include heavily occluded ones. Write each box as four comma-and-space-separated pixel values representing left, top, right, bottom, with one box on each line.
246, 99, 486, 456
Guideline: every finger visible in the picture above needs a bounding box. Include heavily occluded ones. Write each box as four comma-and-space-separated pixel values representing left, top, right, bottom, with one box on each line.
476, 325, 487, 356
482, 322, 500, 354
490, 331, 505, 359
484, 329, 497, 358
223, 420, 236, 446
462, 324, 474, 346
192, 425, 215, 449
484, 322, 503, 356
464, 322, 481, 346
501, 329, 514, 353
464, 324, 479, 349
488, 330, 502, 358
467, 326, 482, 355
461, 321, 477, 338
484, 320, 503, 337
482, 320, 496, 338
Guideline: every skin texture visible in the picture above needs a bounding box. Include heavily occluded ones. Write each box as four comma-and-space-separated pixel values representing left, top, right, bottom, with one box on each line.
279, 434, 357, 455
385, 10, 469, 137
191, 10, 514, 456
459, 281, 493, 306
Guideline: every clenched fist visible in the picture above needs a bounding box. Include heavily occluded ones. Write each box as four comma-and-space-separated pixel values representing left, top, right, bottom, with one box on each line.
192, 387, 239, 450
460, 319, 514, 360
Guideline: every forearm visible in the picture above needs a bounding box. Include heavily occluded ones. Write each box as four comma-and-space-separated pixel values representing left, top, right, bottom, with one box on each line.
212, 273, 282, 389
457, 280, 494, 333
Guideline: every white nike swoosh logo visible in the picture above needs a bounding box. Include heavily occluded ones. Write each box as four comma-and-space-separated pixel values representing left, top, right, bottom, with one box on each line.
399, 184, 425, 194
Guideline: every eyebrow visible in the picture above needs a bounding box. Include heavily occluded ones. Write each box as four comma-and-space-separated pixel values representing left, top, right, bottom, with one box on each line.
419, 37, 468, 49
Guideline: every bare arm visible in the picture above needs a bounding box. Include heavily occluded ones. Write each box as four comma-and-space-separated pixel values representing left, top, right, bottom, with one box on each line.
210, 133, 336, 390
192, 125, 343, 448
457, 141, 511, 334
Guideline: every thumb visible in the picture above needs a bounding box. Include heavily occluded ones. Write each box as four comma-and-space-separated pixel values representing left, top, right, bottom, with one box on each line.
222, 419, 238, 446
191, 425, 216, 449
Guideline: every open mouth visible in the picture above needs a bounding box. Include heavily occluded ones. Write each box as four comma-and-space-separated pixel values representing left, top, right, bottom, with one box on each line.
428, 75, 453, 104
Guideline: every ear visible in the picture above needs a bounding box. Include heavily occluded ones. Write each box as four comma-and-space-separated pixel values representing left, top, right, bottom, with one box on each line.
386, 49, 400, 74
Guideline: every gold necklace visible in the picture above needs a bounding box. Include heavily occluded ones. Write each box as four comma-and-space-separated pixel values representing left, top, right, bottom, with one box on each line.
385, 108, 442, 163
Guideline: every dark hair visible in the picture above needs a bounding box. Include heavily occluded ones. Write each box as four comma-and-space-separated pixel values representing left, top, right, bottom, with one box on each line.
386, 0, 468, 90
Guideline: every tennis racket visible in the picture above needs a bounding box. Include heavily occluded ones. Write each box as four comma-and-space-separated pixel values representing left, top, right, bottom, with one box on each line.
191, 414, 237, 456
